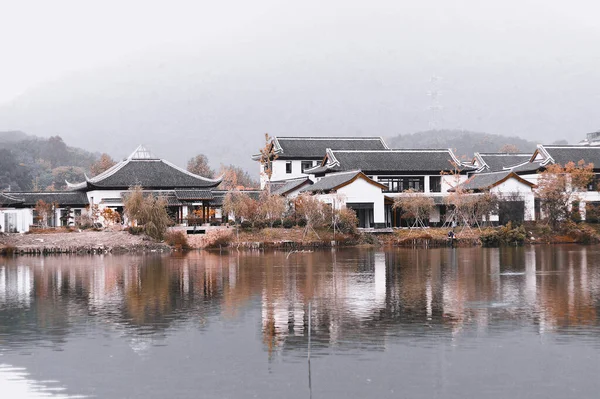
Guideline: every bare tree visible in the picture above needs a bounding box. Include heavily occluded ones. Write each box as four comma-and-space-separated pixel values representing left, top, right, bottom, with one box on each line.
258, 133, 279, 190
187, 154, 215, 178
123, 185, 172, 240
90, 153, 116, 176
294, 193, 328, 239
537, 161, 594, 228
393, 189, 435, 229
34, 200, 53, 228
499, 144, 520, 154
258, 191, 286, 227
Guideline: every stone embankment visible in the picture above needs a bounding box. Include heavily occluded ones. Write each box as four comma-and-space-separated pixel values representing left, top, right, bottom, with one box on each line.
0, 231, 170, 255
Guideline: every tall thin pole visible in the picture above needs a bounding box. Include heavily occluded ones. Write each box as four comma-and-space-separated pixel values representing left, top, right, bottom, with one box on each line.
308, 301, 311, 360
308, 301, 312, 399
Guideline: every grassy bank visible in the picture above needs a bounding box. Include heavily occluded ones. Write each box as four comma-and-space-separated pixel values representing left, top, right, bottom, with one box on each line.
4, 222, 600, 256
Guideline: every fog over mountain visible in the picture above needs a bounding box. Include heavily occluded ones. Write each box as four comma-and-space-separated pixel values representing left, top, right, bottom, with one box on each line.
1, 1, 599, 172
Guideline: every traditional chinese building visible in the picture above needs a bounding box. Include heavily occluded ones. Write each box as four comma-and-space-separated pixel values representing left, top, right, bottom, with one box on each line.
0, 145, 222, 233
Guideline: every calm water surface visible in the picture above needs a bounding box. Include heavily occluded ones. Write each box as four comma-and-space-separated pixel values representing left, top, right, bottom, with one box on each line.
1, 246, 600, 398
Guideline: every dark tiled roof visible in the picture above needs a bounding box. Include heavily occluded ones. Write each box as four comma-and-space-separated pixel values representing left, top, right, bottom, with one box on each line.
162, 195, 183, 206
301, 171, 383, 193
7, 192, 89, 207
84, 159, 221, 189
476, 153, 533, 172
539, 145, 600, 167
508, 161, 544, 174
267, 178, 312, 195
317, 149, 468, 174
454, 171, 534, 192
272, 137, 388, 159
68, 145, 221, 190
0, 192, 25, 206
174, 190, 214, 200
118, 190, 206, 206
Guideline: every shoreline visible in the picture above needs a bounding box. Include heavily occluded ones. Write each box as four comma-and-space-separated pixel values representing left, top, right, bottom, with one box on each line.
2, 223, 600, 255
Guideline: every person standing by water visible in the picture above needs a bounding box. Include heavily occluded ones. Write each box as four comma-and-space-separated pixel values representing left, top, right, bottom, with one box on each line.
447, 230, 456, 246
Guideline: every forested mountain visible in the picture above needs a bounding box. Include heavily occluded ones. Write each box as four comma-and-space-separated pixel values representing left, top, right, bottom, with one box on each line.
0, 130, 31, 143
387, 130, 541, 161
0, 134, 99, 192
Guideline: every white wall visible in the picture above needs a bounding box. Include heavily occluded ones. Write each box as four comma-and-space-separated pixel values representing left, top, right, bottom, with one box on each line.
261, 159, 319, 188
314, 178, 385, 225
0, 209, 32, 233
490, 178, 536, 221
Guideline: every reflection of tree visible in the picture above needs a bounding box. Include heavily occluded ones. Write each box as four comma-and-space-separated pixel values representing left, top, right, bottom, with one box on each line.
2, 246, 600, 356
534, 247, 597, 329
124, 259, 171, 325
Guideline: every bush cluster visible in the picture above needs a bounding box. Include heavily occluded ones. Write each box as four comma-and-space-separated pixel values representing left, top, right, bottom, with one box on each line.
480, 222, 526, 246
203, 229, 234, 248
164, 230, 190, 250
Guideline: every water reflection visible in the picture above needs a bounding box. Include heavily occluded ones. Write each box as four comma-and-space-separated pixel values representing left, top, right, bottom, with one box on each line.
1, 247, 600, 398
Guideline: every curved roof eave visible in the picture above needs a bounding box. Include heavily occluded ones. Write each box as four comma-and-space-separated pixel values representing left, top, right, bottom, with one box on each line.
160, 159, 223, 186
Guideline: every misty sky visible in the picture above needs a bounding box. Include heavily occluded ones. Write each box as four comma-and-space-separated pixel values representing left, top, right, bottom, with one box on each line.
1, 0, 600, 170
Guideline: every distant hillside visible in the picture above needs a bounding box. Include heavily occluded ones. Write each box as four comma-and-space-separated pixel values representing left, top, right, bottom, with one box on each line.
387, 130, 539, 161
0, 130, 33, 144
0, 134, 99, 192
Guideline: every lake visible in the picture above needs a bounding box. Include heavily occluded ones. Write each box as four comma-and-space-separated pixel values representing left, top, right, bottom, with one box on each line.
1, 246, 600, 398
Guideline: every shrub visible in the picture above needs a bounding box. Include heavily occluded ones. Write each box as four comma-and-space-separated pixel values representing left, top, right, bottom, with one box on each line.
203, 229, 233, 248
480, 222, 526, 246
127, 226, 144, 235
586, 203, 600, 223
334, 208, 359, 235
283, 218, 294, 229
241, 220, 252, 229
297, 218, 307, 227
272, 219, 282, 228
359, 233, 379, 245
254, 220, 267, 229
1, 245, 17, 256
164, 230, 190, 250
564, 221, 600, 243
570, 201, 582, 223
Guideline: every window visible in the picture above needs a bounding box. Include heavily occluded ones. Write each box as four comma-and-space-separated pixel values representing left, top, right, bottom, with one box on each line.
430, 176, 442, 192
588, 174, 600, 191
286, 161, 292, 174
301, 161, 313, 173
378, 176, 425, 192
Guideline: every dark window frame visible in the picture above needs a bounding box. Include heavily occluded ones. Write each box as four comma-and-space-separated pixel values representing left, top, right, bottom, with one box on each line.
285, 161, 292, 174
430, 176, 442, 193
378, 176, 425, 193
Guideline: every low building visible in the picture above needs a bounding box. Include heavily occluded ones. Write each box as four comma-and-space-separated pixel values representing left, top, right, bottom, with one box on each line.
252, 136, 388, 188
453, 171, 537, 224
0, 145, 222, 233
300, 170, 388, 228
307, 148, 475, 227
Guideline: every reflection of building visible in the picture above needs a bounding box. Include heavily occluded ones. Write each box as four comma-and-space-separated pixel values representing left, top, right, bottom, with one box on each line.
0, 265, 32, 307
260, 251, 390, 355
2, 247, 600, 355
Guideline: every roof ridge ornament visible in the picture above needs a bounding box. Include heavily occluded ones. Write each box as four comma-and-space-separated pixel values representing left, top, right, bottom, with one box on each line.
128, 144, 158, 160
